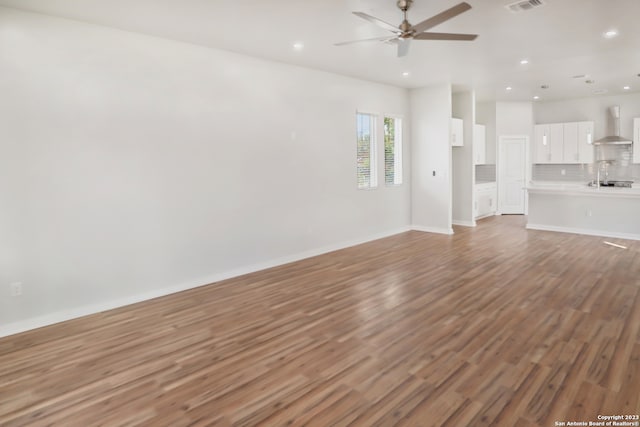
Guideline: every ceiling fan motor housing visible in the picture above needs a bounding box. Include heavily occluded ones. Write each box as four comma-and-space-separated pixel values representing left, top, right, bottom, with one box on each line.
400, 20, 413, 34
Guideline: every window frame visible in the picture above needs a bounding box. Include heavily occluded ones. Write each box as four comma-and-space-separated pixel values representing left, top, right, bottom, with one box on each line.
383, 115, 403, 186
356, 111, 379, 190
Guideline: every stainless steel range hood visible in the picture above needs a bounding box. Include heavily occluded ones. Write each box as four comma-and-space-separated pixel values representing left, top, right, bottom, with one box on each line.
593, 106, 633, 145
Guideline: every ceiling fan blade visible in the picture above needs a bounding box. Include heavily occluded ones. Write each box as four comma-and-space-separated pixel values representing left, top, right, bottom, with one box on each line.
352, 11, 401, 34
396, 39, 411, 57
411, 2, 472, 34
413, 32, 478, 41
334, 36, 398, 46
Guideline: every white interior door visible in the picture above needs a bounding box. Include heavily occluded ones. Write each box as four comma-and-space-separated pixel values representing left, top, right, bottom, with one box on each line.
498, 136, 528, 214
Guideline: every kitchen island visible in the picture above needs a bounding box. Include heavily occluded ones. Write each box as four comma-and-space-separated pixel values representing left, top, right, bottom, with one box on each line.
526, 181, 640, 240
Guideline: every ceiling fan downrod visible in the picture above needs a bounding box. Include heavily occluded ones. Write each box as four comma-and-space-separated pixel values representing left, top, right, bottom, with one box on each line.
398, 0, 414, 36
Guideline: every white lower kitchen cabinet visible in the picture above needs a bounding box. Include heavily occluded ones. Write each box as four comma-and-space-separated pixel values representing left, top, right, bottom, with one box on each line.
475, 182, 497, 219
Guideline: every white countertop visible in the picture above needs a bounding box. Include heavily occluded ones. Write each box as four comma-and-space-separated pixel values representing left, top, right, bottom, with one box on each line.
527, 181, 640, 198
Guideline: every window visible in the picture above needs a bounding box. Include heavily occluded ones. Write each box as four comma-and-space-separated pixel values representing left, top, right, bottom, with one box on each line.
384, 116, 403, 185
356, 112, 377, 189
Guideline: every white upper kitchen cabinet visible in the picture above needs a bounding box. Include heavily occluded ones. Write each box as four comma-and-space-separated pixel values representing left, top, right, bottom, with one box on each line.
533, 124, 550, 163
474, 124, 486, 164
534, 123, 563, 163
563, 122, 579, 163
534, 121, 594, 164
451, 118, 464, 147
549, 123, 564, 163
577, 121, 594, 164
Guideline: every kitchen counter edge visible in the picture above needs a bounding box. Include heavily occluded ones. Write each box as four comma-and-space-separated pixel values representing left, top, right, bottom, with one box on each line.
526, 182, 640, 199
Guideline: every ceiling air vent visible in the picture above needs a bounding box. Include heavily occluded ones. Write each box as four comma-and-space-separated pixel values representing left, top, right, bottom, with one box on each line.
505, 0, 545, 13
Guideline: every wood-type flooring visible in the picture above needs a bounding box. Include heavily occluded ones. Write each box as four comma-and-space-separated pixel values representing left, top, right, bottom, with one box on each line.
1, 216, 639, 426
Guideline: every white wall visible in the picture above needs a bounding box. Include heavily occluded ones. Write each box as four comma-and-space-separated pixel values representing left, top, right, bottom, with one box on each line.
410, 84, 453, 234
452, 91, 475, 225
496, 102, 533, 138
476, 102, 496, 165
478, 101, 532, 167
0, 8, 411, 334
533, 92, 640, 140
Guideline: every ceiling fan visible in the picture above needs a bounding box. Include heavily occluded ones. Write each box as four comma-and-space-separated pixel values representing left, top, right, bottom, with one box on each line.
336, 0, 477, 57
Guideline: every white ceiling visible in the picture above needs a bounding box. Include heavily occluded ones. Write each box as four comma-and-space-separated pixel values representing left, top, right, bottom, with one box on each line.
1, 0, 639, 102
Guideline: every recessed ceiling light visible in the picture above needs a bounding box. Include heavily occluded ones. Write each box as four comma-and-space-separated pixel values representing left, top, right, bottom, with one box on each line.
623, 86, 631, 90
520, 59, 529, 65
604, 29, 618, 38
402, 71, 410, 77
506, 86, 513, 91
533, 96, 540, 100
292, 42, 304, 50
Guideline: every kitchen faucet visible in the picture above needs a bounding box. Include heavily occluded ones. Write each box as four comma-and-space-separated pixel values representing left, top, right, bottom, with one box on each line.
594, 160, 613, 188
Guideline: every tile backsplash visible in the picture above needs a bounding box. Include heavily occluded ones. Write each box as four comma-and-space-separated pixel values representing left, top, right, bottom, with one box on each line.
476, 164, 496, 182
532, 164, 595, 182
532, 162, 640, 182
533, 144, 640, 182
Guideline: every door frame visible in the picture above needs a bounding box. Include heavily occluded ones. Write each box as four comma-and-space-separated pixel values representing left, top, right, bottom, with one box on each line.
497, 135, 530, 215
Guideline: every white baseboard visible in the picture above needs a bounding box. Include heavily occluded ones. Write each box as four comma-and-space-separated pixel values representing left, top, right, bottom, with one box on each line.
452, 220, 476, 227
473, 211, 497, 220
0, 226, 412, 339
526, 223, 640, 241
411, 225, 455, 235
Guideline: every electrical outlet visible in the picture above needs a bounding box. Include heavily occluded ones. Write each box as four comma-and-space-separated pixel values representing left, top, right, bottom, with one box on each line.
10, 282, 22, 297
586, 210, 593, 217
561, 169, 566, 176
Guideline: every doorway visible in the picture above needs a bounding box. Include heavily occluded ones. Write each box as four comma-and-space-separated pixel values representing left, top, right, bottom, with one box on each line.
498, 135, 528, 214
